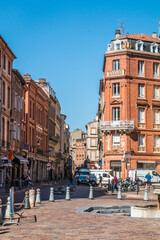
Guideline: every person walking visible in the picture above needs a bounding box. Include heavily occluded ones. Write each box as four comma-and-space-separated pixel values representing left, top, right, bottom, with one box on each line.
145, 172, 152, 190
112, 174, 118, 193
98, 174, 103, 188
68, 174, 76, 188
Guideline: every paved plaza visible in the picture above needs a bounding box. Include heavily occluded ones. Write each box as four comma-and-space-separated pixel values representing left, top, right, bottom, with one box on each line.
0, 184, 160, 240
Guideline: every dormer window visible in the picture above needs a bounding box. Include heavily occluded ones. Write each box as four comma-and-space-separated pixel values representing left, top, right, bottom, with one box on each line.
151, 43, 158, 53
116, 43, 120, 50
136, 40, 144, 51
114, 40, 121, 50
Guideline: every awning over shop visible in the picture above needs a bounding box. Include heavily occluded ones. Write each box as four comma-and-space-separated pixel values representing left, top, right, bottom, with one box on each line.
14, 155, 29, 164
137, 161, 155, 164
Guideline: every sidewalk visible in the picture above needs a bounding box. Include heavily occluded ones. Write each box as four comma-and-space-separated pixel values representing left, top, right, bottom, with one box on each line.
0, 186, 160, 240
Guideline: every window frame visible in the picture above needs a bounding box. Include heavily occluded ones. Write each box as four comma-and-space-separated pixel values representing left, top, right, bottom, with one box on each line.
138, 83, 145, 98
112, 83, 120, 97
112, 134, 120, 146
153, 62, 159, 78
138, 60, 144, 76
113, 59, 120, 71
138, 134, 145, 147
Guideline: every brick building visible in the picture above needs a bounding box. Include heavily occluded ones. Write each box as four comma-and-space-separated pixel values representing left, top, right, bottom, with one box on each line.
23, 73, 50, 182
11, 69, 28, 180
99, 31, 160, 178
75, 137, 86, 167
0, 36, 16, 186
86, 117, 100, 168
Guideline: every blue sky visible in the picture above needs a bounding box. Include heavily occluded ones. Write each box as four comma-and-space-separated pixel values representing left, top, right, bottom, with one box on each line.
1, 0, 160, 131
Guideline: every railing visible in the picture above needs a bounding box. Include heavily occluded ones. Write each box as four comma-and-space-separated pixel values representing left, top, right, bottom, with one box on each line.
107, 69, 125, 77
100, 120, 134, 131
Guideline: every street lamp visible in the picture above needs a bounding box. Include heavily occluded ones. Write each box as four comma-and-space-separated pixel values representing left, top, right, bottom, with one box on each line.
123, 151, 131, 178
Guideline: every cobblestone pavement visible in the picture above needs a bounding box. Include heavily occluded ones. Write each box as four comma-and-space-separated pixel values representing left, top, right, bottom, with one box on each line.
0, 184, 160, 240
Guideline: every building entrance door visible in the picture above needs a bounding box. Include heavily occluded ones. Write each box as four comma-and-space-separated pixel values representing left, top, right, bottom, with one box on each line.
111, 161, 121, 178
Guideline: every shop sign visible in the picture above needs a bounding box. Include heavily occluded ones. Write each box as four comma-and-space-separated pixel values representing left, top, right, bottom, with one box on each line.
111, 161, 121, 167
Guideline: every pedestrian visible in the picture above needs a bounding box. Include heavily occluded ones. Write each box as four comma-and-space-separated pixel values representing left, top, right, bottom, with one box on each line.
27, 175, 33, 187
68, 174, 76, 188
145, 172, 152, 189
54, 173, 57, 182
112, 174, 118, 193
98, 174, 102, 188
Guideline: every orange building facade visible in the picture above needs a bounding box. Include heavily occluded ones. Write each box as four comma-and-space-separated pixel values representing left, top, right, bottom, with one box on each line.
100, 31, 160, 178
75, 138, 86, 167
23, 73, 50, 182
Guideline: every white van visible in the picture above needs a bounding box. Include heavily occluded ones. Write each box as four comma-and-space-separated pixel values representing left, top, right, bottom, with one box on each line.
128, 169, 160, 184
89, 169, 113, 186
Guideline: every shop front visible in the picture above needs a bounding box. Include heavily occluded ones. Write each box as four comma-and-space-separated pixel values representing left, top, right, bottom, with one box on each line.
110, 161, 121, 178
137, 161, 156, 170
0, 157, 12, 187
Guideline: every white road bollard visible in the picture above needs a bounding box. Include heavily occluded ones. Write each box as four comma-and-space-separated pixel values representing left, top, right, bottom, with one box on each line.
24, 191, 30, 209
4, 197, 10, 219
89, 186, 94, 200
49, 188, 54, 202
117, 185, 122, 200
29, 188, 36, 208
65, 187, 70, 200
144, 187, 149, 201
36, 189, 41, 204
0, 199, 3, 224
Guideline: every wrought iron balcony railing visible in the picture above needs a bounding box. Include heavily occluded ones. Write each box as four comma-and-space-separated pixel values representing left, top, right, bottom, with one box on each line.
100, 120, 134, 131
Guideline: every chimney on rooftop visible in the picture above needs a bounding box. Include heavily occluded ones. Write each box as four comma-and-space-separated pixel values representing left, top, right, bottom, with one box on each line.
152, 32, 157, 38
115, 30, 121, 38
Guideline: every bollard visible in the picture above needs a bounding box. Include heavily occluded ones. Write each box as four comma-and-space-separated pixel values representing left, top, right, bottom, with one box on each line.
36, 189, 41, 204
29, 188, 36, 208
49, 188, 54, 202
137, 183, 139, 195
4, 197, 10, 219
24, 191, 30, 209
117, 185, 122, 200
144, 187, 149, 201
65, 187, 70, 200
0, 199, 3, 224
89, 186, 94, 200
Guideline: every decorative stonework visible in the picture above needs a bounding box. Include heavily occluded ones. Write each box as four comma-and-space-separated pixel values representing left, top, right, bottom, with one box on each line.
121, 135, 125, 151
108, 135, 111, 151
107, 69, 125, 77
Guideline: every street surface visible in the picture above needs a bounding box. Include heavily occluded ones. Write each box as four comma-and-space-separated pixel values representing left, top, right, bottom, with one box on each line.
0, 181, 160, 240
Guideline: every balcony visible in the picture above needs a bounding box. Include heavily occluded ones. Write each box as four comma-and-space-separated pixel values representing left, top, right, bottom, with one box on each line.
100, 120, 134, 133
107, 69, 125, 77
49, 135, 58, 143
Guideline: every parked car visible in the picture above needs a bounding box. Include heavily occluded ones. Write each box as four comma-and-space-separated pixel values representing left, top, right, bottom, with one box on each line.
89, 169, 113, 186
77, 175, 89, 185
89, 174, 97, 186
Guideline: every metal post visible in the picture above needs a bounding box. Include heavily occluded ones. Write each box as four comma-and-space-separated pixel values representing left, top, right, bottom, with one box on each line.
3, 188, 20, 225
